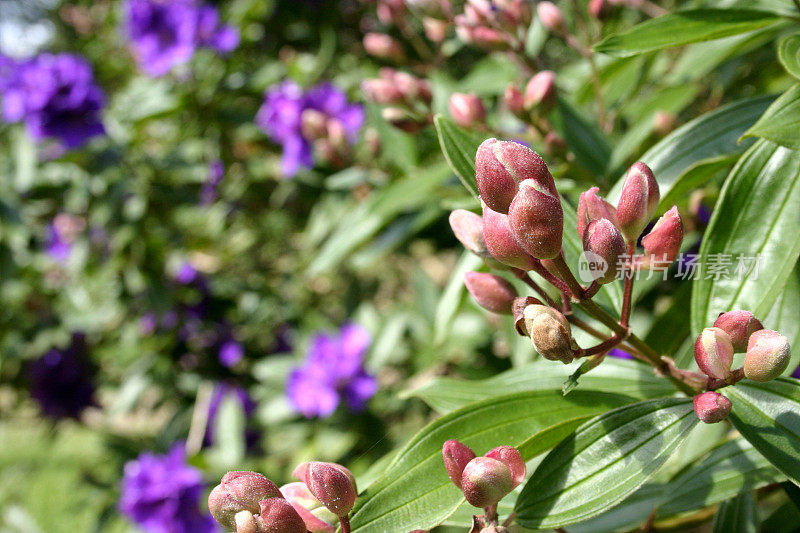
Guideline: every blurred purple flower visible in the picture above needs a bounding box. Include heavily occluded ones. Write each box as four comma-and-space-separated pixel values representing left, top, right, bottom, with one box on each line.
140, 313, 159, 335
201, 159, 225, 204
286, 322, 377, 418
608, 348, 633, 360
0, 54, 105, 148
27, 333, 96, 420
125, 0, 238, 77
119, 444, 218, 533
45, 223, 73, 263
792, 365, 800, 379
204, 384, 259, 449
256, 81, 364, 177
175, 262, 199, 284
218, 340, 244, 367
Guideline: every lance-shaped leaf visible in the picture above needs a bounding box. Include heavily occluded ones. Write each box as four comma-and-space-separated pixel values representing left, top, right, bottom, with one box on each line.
725, 378, 800, 486
434, 114, 485, 201
778, 34, 800, 80
689, 140, 800, 334
348, 390, 633, 532
712, 492, 758, 533
514, 398, 697, 528
742, 83, 800, 150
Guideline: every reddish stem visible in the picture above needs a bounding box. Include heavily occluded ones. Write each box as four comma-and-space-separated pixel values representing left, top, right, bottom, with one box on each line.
339, 516, 351, 533
620, 242, 636, 328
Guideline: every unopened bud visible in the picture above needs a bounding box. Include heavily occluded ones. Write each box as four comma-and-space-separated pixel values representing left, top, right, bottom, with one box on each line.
503, 84, 525, 118
713, 310, 764, 353
744, 330, 791, 382
301, 109, 329, 141
442, 439, 477, 489
653, 110, 676, 135
693, 391, 732, 424
537, 1, 565, 33
482, 203, 537, 270
694, 327, 734, 380
524, 304, 574, 364
483, 446, 525, 489
393, 71, 432, 104
259, 497, 307, 533
234, 510, 259, 533
450, 209, 490, 259
461, 457, 514, 508
616, 162, 659, 242
543, 131, 567, 158
588, 0, 612, 19
464, 271, 518, 314
524, 71, 556, 114
293, 462, 357, 517
577, 187, 618, 241
423, 17, 448, 42
280, 483, 337, 533
449, 93, 486, 128
381, 107, 426, 133
361, 78, 405, 105
208, 471, 282, 531
455, 21, 510, 50
583, 219, 625, 284
639, 206, 683, 268
508, 179, 563, 260
363, 33, 406, 62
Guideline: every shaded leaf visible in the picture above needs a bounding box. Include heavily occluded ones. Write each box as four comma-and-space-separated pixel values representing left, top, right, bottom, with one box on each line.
551, 97, 611, 178
712, 492, 758, 533
778, 34, 800, 79
742, 83, 800, 150
434, 114, 485, 201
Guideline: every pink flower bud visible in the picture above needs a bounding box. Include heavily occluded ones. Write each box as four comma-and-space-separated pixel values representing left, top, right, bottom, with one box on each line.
381, 107, 426, 133
280, 483, 337, 533
503, 84, 525, 118
588, 0, 612, 19
543, 131, 567, 158
300, 109, 329, 141
258, 497, 307, 533
449, 93, 486, 128
537, 1, 565, 32
461, 457, 514, 508
693, 391, 732, 424
423, 17, 449, 42
361, 78, 405, 105
694, 327, 734, 380
443, 439, 477, 489
508, 179, 563, 260
455, 21, 510, 50
523, 71, 556, 114
653, 110, 676, 135
481, 203, 537, 270
639, 206, 683, 268
464, 271, 518, 314
744, 330, 791, 382
450, 209, 491, 259
293, 462, 357, 517
577, 186, 617, 240
483, 446, 525, 489
208, 471, 282, 531
523, 304, 574, 364
616, 162, 659, 242
393, 71, 432, 104
713, 310, 764, 353
583, 218, 625, 284
363, 33, 406, 62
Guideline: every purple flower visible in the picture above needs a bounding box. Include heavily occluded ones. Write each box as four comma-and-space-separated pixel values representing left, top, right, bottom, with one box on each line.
0, 54, 105, 148
792, 365, 800, 379
218, 340, 244, 367
44, 213, 85, 263
119, 444, 218, 533
125, 0, 239, 77
286, 322, 377, 418
27, 333, 96, 420
174, 262, 199, 284
256, 81, 364, 177
204, 384, 259, 449
608, 348, 633, 360
201, 159, 225, 204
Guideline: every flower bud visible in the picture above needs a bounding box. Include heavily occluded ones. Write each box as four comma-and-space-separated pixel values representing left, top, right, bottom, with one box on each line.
583, 219, 625, 284
639, 206, 683, 268
523, 304, 574, 364
450, 209, 490, 259
280, 483, 337, 533
361, 78, 405, 105
381, 107, 426, 133
363, 33, 406, 62
713, 310, 764, 353
393, 71, 432, 104
508, 179, 563, 260
455, 22, 510, 50
537, 1, 565, 33
588, 0, 612, 19
653, 110, 676, 135
293, 462, 357, 517
258, 497, 307, 533
692, 391, 732, 424
442, 439, 477, 489
234, 511, 259, 533
524, 71, 556, 114
208, 471, 282, 530
449, 93, 486, 128
744, 330, 791, 382
423, 17, 449, 42
543, 131, 568, 158
577, 187, 617, 240
461, 457, 514, 508
482, 203, 537, 270
694, 327, 734, 380
616, 162, 659, 242
464, 271, 518, 314
484, 446, 525, 489
503, 84, 525, 119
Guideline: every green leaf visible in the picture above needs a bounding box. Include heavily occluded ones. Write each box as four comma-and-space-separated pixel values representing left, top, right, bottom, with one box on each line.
657, 438, 784, 517
404, 358, 674, 414
609, 95, 775, 210
433, 251, 483, 345
712, 492, 759, 533
551, 97, 612, 177
514, 398, 698, 528
689, 140, 800, 334
348, 390, 633, 532
594, 9, 782, 57
778, 34, 800, 79
764, 266, 800, 375
742, 84, 800, 150
725, 378, 800, 486
434, 114, 485, 201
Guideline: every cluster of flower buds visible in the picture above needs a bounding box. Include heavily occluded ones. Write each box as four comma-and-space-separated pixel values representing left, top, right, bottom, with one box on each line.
208, 462, 357, 532
362, 68, 432, 133
504, 71, 557, 123
300, 109, 355, 168
692, 310, 792, 423
454, 0, 532, 50
363, 32, 406, 63
449, 92, 486, 129
442, 440, 525, 510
